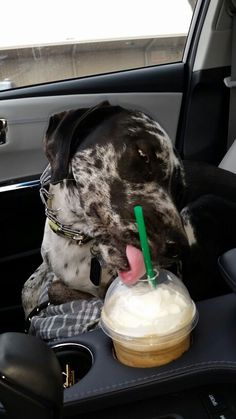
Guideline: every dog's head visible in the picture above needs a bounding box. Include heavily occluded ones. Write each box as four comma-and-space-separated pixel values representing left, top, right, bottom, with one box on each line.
43, 101, 188, 280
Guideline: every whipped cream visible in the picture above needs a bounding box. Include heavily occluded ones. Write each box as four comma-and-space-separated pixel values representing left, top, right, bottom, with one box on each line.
102, 278, 195, 338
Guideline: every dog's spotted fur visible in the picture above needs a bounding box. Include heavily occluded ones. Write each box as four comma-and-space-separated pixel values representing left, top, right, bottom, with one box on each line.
22, 102, 189, 317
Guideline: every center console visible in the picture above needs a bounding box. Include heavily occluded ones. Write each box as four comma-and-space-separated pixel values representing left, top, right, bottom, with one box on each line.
49, 292, 236, 417
1, 253, 236, 418
77, 383, 236, 418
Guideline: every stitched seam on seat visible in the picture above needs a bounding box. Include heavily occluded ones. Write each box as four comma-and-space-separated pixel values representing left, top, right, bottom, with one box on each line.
65, 360, 236, 400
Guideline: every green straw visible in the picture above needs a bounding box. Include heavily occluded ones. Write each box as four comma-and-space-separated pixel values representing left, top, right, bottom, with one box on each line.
134, 205, 157, 288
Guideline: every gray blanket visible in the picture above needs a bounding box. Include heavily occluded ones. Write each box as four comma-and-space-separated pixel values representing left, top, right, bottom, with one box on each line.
27, 270, 103, 341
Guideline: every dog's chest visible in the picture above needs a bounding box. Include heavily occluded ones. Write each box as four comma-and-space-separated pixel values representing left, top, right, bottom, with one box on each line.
42, 221, 104, 296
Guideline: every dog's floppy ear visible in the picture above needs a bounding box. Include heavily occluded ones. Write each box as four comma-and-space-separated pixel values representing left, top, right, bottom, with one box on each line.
43, 101, 122, 184
43, 108, 87, 184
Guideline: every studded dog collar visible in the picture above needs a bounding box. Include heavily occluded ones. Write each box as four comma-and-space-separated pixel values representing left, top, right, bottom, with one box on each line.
40, 164, 92, 246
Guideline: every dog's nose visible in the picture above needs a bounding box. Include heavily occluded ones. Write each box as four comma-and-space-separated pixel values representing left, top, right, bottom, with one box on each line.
165, 240, 181, 259
165, 228, 188, 259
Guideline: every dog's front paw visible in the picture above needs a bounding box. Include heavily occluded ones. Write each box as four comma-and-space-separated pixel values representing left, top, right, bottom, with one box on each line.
48, 280, 92, 305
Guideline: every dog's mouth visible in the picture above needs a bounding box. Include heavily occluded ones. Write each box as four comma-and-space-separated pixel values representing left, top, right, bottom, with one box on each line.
118, 245, 146, 285
97, 226, 188, 284
118, 241, 185, 285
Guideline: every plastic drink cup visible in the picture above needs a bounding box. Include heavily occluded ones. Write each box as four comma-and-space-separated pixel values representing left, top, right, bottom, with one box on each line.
100, 270, 198, 368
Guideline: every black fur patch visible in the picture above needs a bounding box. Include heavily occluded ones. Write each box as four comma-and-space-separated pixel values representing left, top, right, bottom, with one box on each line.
110, 178, 127, 210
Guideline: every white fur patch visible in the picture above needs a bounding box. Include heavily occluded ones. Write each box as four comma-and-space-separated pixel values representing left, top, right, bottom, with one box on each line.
181, 208, 197, 246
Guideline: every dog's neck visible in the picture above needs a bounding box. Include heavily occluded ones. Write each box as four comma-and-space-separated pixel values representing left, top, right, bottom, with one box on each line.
41, 182, 91, 246
49, 183, 86, 228
41, 182, 114, 298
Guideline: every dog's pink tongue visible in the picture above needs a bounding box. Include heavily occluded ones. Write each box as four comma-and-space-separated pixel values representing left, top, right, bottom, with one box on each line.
119, 245, 146, 285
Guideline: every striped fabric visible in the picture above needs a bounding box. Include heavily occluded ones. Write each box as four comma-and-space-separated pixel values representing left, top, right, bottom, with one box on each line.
28, 270, 103, 341
29, 298, 103, 341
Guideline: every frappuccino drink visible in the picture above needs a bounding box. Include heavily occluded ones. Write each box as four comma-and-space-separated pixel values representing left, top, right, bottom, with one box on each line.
100, 271, 198, 368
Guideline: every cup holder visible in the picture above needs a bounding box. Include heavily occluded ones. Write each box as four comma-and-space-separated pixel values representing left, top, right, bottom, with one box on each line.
52, 342, 93, 388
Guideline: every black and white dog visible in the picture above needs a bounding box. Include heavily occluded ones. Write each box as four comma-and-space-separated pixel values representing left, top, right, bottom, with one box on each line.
22, 101, 236, 318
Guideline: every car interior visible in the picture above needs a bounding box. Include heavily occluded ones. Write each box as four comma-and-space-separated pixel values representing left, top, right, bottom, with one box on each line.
1, 0, 236, 417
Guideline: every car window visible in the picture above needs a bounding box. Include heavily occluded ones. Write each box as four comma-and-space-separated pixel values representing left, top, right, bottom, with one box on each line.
0, 0, 197, 90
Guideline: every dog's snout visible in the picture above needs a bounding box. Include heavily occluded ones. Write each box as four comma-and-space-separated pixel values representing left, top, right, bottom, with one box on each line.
165, 236, 185, 258
165, 240, 180, 258
163, 227, 188, 260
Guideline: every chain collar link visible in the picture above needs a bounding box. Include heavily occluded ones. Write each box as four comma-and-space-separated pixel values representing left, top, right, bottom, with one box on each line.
40, 165, 92, 245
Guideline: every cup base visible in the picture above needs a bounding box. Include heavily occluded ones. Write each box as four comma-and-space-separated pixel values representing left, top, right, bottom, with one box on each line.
113, 334, 191, 368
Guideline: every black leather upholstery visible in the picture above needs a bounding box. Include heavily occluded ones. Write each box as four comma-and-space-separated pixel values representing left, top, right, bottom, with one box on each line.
218, 248, 236, 293
0, 333, 63, 418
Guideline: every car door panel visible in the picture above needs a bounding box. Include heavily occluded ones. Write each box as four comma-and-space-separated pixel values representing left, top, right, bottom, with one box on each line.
0, 62, 185, 99
0, 184, 44, 332
0, 91, 183, 182
179, 66, 230, 165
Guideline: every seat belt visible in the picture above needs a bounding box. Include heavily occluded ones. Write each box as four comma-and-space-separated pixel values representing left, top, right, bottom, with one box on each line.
224, 0, 236, 150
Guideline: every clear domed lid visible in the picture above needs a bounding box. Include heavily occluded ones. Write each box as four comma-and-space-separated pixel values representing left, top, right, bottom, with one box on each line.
100, 270, 198, 344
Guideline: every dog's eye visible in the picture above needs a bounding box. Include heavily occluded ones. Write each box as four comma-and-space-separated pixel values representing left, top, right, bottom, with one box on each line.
137, 148, 149, 163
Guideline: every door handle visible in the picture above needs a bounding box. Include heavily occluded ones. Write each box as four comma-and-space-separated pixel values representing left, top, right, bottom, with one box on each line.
0, 118, 7, 145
